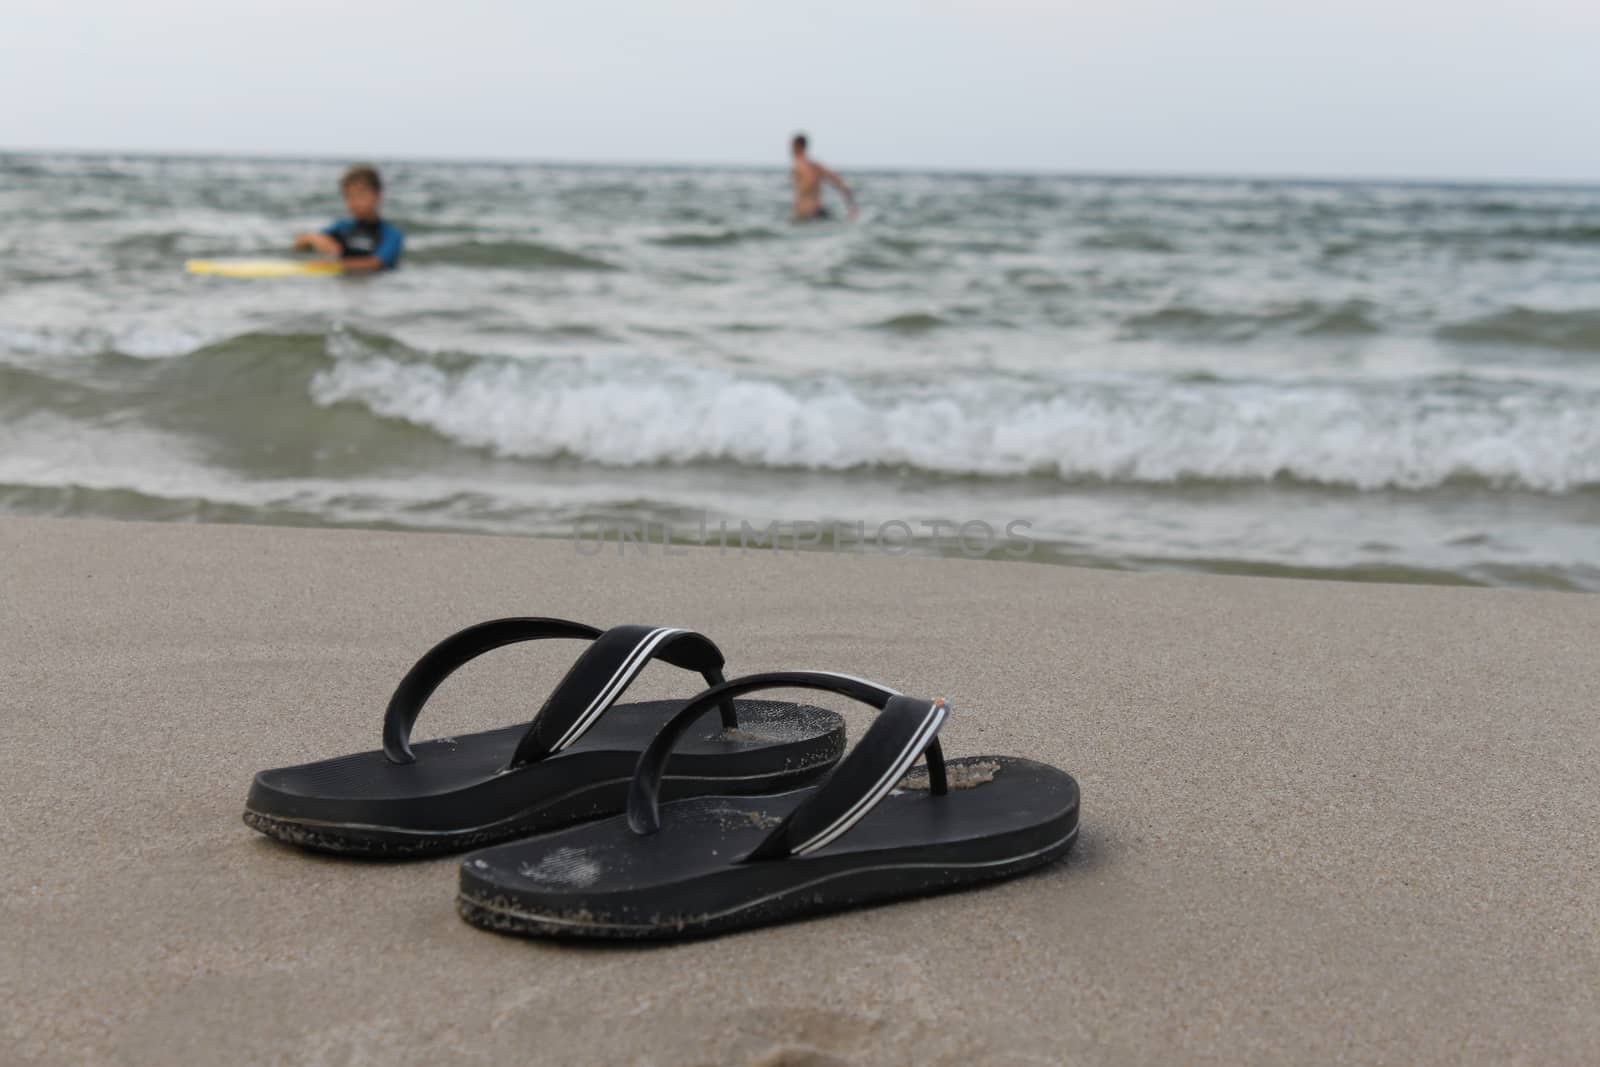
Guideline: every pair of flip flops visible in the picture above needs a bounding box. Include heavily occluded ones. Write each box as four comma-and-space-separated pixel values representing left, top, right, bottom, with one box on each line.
245, 617, 1081, 940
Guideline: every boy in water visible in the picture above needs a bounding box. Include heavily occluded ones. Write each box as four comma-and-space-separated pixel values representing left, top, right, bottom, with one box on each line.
790, 133, 857, 222
293, 165, 404, 272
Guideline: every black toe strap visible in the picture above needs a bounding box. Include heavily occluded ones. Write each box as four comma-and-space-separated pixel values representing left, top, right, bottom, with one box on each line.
384, 618, 600, 764
508, 625, 733, 768
382, 618, 735, 767
744, 693, 947, 860
626, 671, 949, 860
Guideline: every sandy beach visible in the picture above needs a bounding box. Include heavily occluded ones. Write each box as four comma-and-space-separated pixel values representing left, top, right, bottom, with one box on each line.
2, 515, 1596, 1065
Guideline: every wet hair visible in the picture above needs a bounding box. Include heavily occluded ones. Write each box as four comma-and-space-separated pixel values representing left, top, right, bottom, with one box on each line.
340, 164, 382, 193
792, 133, 808, 152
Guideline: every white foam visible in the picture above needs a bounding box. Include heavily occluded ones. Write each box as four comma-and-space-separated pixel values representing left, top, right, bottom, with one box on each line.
309, 353, 1600, 493
0, 322, 220, 361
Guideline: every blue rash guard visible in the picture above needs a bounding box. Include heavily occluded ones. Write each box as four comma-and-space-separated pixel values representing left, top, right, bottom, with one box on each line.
321, 217, 405, 269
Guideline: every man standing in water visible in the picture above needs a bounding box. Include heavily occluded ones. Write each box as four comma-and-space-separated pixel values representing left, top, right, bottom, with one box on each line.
790, 133, 857, 222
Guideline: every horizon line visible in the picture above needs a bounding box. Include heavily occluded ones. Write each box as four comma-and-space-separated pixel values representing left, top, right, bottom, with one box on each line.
2, 143, 1597, 191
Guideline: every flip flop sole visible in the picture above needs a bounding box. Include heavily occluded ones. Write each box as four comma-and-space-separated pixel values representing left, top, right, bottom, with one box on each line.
243, 754, 842, 858
456, 756, 1079, 939
245, 699, 845, 856
458, 821, 1078, 938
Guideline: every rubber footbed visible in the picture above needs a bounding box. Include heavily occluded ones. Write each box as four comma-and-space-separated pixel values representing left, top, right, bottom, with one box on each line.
254, 699, 826, 801
459, 756, 1078, 931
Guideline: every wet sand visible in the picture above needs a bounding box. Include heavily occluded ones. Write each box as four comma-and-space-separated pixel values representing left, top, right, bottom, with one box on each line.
2, 517, 1596, 1065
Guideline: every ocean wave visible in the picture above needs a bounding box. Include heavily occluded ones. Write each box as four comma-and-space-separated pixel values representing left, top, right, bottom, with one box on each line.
308, 347, 1600, 493
876, 236, 924, 256
1122, 300, 1381, 342
649, 227, 780, 248
0, 322, 232, 360
111, 231, 189, 254
870, 312, 948, 334
1437, 307, 1600, 353
1319, 223, 1600, 260
0, 361, 93, 413
1081, 231, 1178, 253
18, 325, 1589, 497
386, 216, 478, 235
1483, 225, 1600, 244
1, 330, 454, 468
407, 240, 618, 271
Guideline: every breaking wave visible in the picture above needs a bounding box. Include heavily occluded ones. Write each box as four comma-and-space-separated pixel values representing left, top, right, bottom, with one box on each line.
309, 342, 1600, 493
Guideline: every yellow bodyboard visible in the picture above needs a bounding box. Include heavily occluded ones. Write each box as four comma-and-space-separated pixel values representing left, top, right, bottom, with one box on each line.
185, 258, 344, 279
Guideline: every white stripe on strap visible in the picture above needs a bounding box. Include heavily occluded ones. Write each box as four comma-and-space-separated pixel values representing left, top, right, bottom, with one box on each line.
551, 627, 686, 752
790, 697, 948, 856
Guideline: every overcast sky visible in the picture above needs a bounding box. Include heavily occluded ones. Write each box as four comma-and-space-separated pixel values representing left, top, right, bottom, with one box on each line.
3, 0, 1596, 181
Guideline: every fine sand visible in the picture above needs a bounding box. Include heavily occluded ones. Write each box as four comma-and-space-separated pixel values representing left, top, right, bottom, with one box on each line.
1, 516, 1596, 1066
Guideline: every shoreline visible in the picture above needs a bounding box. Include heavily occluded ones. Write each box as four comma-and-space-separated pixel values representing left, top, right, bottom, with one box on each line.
1, 507, 1590, 593
2, 515, 1597, 1064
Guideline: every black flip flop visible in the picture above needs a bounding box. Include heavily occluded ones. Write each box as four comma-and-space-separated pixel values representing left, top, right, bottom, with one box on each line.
457, 670, 1080, 940
244, 620, 847, 857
